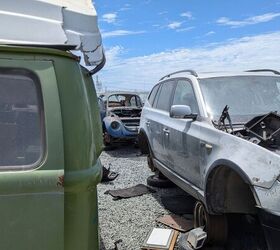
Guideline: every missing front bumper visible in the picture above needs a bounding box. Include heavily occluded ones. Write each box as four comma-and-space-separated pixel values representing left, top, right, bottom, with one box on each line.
258, 208, 280, 250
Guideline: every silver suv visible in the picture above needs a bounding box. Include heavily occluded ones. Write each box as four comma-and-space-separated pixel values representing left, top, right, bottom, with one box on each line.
139, 69, 280, 249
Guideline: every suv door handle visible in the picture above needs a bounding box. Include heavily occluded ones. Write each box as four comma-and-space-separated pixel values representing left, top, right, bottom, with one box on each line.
200, 141, 212, 150
145, 121, 150, 127
163, 128, 170, 134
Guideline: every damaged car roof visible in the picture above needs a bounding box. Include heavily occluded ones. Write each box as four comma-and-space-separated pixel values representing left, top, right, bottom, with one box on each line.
0, 0, 103, 66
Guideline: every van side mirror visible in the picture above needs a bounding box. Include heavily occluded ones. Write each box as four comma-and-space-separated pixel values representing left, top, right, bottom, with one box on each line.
170, 105, 197, 120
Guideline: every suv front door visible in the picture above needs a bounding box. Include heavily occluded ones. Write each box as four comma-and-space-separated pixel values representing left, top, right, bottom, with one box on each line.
165, 79, 202, 188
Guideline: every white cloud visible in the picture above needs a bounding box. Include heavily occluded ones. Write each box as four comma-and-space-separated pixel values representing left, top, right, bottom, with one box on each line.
104, 46, 124, 65
181, 12, 193, 19
217, 12, 280, 28
98, 32, 280, 91
176, 26, 195, 32
102, 30, 146, 38
102, 13, 117, 24
205, 31, 215, 36
167, 21, 183, 29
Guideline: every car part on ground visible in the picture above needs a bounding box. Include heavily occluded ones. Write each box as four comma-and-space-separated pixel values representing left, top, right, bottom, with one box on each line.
104, 184, 156, 200
139, 69, 280, 249
156, 214, 193, 232
101, 164, 119, 182
147, 174, 175, 188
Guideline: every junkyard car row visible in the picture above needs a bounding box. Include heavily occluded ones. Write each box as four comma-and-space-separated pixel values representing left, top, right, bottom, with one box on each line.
1, 1, 280, 250
139, 69, 280, 249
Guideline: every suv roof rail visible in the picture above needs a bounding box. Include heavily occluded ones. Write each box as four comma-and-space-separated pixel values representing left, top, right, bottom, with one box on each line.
246, 69, 280, 75
159, 69, 198, 81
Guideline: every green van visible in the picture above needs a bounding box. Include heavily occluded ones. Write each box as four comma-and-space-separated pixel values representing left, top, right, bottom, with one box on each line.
0, 45, 103, 250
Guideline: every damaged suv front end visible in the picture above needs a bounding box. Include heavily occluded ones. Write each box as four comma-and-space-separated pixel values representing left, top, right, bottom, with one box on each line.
101, 93, 142, 145
140, 70, 280, 249
199, 74, 280, 249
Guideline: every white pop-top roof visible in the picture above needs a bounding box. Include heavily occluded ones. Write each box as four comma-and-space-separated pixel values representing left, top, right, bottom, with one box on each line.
0, 0, 104, 67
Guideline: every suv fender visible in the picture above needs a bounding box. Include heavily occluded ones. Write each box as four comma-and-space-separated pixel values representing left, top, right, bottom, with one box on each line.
205, 159, 258, 215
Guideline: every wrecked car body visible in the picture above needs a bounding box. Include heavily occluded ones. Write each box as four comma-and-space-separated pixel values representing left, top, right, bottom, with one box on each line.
139, 70, 280, 249
100, 93, 142, 145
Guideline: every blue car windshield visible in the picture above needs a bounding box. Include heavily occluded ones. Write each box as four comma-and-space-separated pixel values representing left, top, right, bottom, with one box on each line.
199, 76, 280, 124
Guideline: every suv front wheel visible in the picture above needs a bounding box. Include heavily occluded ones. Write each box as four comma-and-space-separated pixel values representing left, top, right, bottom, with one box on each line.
194, 201, 228, 246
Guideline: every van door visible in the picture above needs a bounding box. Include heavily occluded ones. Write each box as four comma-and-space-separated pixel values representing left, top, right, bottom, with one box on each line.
0, 60, 64, 250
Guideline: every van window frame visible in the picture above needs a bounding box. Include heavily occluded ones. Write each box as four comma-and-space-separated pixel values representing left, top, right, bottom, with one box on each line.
0, 68, 46, 171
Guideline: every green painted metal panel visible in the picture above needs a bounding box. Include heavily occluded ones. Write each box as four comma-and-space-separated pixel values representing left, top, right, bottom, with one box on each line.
0, 47, 103, 250
0, 57, 64, 250
52, 56, 103, 250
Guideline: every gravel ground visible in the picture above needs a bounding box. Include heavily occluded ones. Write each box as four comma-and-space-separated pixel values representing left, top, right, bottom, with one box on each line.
98, 145, 186, 250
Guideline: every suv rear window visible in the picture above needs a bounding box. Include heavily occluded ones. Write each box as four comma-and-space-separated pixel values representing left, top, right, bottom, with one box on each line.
148, 84, 160, 106
0, 70, 44, 168
156, 81, 175, 111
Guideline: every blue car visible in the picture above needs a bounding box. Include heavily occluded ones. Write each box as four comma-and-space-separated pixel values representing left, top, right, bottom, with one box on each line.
99, 92, 143, 145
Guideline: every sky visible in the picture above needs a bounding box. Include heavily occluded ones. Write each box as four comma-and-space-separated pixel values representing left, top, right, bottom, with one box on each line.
93, 0, 280, 92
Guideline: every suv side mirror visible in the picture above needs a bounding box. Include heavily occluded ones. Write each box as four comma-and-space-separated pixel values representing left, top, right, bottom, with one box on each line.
170, 105, 197, 120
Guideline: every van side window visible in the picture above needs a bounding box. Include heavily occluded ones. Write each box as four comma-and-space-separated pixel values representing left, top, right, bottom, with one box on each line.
0, 71, 44, 168
173, 79, 199, 114
156, 81, 176, 112
148, 84, 160, 106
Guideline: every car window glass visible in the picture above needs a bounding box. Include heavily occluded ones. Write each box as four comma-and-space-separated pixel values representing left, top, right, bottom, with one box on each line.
156, 81, 175, 112
130, 96, 138, 106
153, 84, 162, 108
173, 80, 199, 114
0, 71, 43, 167
148, 84, 160, 106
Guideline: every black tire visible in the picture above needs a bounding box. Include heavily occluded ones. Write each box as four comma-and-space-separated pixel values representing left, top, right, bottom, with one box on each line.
147, 174, 175, 188
194, 201, 228, 246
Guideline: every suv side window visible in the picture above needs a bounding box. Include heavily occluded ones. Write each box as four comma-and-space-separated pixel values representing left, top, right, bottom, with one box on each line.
148, 84, 160, 106
173, 79, 199, 114
0, 70, 44, 168
156, 81, 176, 112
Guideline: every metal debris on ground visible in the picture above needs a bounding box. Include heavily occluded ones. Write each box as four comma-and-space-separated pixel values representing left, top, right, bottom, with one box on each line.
104, 184, 156, 200
156, 214, 194, 232
101, 164, 119, 182
187, 228, 207, 249
114, 239, 124, 250
142, 228, 179, 250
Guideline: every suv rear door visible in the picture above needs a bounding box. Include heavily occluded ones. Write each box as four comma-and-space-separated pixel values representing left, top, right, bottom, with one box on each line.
151, 80, 176, 165
0, 59, 64, 250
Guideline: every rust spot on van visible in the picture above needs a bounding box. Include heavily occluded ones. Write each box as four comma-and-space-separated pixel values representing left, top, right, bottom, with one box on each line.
57, 175, 64, 187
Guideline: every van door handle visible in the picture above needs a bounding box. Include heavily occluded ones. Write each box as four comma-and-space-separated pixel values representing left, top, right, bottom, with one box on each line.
163, 128, 170, 135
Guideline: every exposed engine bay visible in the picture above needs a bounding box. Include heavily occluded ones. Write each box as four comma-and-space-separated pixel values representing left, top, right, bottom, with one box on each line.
216, 106, 280, 150
235, 112, 280, 149
110, 108, 142, 118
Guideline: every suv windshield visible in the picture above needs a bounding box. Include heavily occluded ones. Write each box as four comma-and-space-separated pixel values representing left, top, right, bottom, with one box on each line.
199, 76, 280, 124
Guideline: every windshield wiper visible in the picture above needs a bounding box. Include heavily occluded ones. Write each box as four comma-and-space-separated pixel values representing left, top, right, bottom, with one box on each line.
217, 105, 233, 132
